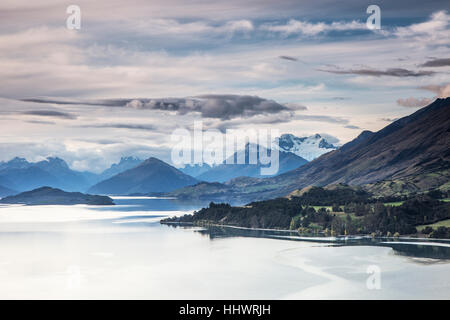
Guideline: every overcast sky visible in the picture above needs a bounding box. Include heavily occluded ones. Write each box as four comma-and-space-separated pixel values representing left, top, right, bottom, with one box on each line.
0, 0, 449, 172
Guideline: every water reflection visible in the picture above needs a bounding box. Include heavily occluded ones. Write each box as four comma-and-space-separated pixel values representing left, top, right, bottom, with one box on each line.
91, 197, 450, 261
92, 196, 243, 212
165, 224, 450, 260
0, 198, 449, 299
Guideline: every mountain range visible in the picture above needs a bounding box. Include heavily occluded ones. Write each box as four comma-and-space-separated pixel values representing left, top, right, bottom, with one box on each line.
179, 163, 213, 177
0, 185, 16, 198
193, 143, 308, 183
169, 98, 450, 201
86, 142, 308, 194
88, 157, 199, 195
96, 156, 143, 182
179, 134, 335, 177
0, 156, 145, 195
0, 157, 91, 193
0, 132, 332, 195
4, 96, 447, 201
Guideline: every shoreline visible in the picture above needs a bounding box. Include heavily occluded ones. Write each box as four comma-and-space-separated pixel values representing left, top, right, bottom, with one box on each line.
160, 220, 450, 243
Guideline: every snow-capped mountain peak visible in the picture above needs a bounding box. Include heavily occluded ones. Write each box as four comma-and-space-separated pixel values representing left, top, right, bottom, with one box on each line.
276, 134, 337, 161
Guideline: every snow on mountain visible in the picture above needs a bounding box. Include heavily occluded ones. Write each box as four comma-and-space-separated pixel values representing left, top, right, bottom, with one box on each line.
275, 134, 338, 161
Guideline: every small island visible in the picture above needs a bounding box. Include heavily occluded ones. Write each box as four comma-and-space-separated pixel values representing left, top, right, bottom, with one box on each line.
0, 186, 114, 206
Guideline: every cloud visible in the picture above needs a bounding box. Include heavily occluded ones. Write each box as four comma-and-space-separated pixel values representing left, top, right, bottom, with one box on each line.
224, 20, 254, 33
125, 95, 294, 120
318, 67, 436, 77
420, 58, 450, 67
283, 103, 307, 110
208, 110, 297, 132
76, 139, 120, 145
344, 125, 360, 129
380, 118, 399, 122
21, 98, 129, 107
279, 55, 298, 61
332, 97, 351, 100
318, 133, 340, 145
294, 114, 349, 124
0, 4, 448, 172
25, 120, 56, 125
23, 94, 298, 121
81, 123, 155, 131
22, 110, 77, 119
418, 83, 450, 97
132, 19, 254, 36
0, 140, 170, 173
395, 11, 450, 45
260, 19, 366, 36
396, 97, 433, 107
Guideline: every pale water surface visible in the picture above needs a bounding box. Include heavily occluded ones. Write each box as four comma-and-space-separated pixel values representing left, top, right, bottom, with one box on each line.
0, 197, 449, 299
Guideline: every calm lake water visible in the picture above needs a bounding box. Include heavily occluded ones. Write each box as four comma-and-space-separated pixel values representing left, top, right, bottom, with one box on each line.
0, 197, 449, 299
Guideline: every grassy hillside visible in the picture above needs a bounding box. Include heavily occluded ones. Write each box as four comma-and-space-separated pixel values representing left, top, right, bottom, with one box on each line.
162, 185, 450, 237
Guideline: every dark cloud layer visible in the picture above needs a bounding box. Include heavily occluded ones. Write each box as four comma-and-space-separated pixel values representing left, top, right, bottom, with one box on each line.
78, 139, 120, 145
420, 58, 450, 67
279, 55, 298, 61
81, 123, 155, 131
22, 110, 77, 119
318, 67, 436, 77
23, 95, 296, 121
25, 120, 56, 125
128, 95, 294, 120
21, 98, 129, 107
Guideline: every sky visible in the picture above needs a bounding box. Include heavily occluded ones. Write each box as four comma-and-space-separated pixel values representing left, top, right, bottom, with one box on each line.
0, 0, 449, 172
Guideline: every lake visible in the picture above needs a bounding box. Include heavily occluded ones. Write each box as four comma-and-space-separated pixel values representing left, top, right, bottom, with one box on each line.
0, 197, 449, 299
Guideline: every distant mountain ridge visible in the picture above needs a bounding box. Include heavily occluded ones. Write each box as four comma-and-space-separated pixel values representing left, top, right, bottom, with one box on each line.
0, 156, 145, 193
5, 96, 448, 201
179, 133, 335, 178
97, 156, 143, 181
0, 131, 331, 194
179, 163, 213, 177
88, 157, 198, 195
0, 157, 91, 192
195, 143, 308, 183
170, 98, 450, 200
0, 185, 16, 198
